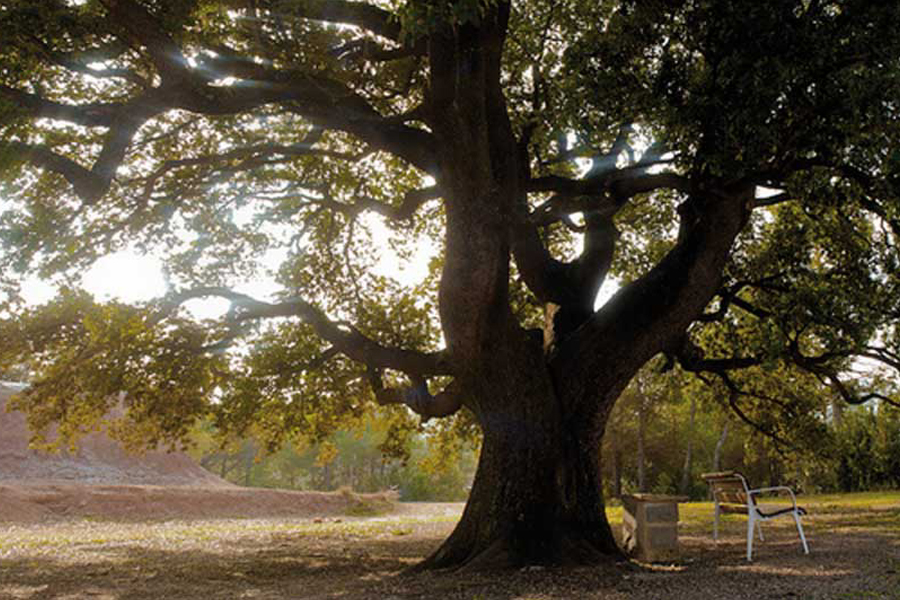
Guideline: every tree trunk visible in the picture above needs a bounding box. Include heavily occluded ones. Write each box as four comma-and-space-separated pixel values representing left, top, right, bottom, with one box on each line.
415, 0, 751, 571
417, 365, 623, 571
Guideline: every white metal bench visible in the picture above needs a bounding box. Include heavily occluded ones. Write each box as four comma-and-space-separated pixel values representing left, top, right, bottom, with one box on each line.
701, 470, 809, 561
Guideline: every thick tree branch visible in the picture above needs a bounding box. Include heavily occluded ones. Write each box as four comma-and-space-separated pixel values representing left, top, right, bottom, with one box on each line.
510, 194, 566, 305
673, 335, 764, 374
756, 158, 900, 237
331, 38, 426, 63
570, 214, 617, 302
862, 346, 900, 371
4, 142, 108, 201
143, 67, 438, 173
540, 214, 619, 350
135, 138, 360, 204
0, 85, 120, 128
527, 172, 690, 230
699, 281, 774, 322
11, 15, 438, 205
789, 341, 900, 408
249, 184, 441, 225
678, 323, 900, 410
262, 0, 402, 41
367, 369, 464, 422
100, 0, 192, 83
553, 184, 752, 407
157, 287, 450, 376
528, 171, 690, 205
28, 34, 150, 87
354, 185, 443, 222
6, 89, 166, 204
719, 377, 793, 446
750, 192, 792, 209
514, 162, 688, 307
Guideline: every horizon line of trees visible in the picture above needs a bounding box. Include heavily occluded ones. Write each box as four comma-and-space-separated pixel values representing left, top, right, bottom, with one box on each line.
191, 363, 900, 502
190, 413, 478, 502
7, 361, 899, 500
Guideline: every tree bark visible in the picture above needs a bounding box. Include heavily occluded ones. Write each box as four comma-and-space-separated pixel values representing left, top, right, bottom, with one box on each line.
417, 343, 623, 570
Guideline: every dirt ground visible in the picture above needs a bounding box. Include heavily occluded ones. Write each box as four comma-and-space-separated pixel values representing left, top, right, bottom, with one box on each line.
1, 485, 899, 599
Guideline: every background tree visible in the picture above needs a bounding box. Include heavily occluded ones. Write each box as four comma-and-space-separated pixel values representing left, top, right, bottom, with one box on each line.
190, 414, 478, 498
1, 0, 899, 570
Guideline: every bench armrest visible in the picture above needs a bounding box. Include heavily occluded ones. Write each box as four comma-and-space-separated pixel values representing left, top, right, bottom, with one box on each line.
749, 486, 798, 508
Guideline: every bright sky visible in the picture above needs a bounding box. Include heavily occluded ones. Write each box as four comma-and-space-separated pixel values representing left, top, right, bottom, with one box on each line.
17, 184, 787, 316
19, 215, 435, 320
21, 251, 167, 305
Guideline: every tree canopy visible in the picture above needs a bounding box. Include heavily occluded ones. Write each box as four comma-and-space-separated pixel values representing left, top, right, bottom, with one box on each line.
1, 0, 899, 570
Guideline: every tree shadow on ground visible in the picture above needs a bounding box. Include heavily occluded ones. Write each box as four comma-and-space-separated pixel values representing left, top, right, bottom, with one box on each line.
1, 515, 898, 599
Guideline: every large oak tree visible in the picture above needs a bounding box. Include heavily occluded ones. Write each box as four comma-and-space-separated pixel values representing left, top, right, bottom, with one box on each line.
1, 0, 899, 570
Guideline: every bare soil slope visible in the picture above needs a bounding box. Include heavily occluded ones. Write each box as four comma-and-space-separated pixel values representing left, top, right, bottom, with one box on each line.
0, 483, 397, 523
0, 382, 228, 488
0, 382, 397, 524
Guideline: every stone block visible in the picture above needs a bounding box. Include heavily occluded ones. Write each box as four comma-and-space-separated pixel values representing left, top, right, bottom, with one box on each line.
646, 524, 678, 548
620, 494, 687, 562
645, 502, 678, 523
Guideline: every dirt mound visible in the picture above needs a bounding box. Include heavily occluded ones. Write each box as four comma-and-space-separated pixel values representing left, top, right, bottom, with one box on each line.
0, 383, 400, 525
0, 483, 397, 523
0, 381, 229, 488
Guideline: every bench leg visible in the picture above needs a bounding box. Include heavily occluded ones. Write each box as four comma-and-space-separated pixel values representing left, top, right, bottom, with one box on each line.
794, 512, 809, 554
747, 513, 755, 561
756, 520, 764, 541
713, 503, 721, 541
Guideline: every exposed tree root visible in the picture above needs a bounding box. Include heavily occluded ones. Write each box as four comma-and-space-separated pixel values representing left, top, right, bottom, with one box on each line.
411, 530, 625, 573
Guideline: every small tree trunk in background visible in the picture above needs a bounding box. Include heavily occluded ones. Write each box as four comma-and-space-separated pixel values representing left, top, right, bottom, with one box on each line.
713, 420, 729, 472
243, 451, 254, 487
637, 397, 647, 493
323, 462, 333, 490
832, 397, 844, 428
679, 396, 697, 495
768, 447, 782, 488
608, 423, 623, 498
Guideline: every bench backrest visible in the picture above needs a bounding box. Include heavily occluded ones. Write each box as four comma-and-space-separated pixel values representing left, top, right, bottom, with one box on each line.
701, 471, 752, 514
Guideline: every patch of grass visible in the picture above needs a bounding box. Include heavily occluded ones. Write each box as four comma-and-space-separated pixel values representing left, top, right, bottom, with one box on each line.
604, 490, 900, 540
338, 487, 396, 517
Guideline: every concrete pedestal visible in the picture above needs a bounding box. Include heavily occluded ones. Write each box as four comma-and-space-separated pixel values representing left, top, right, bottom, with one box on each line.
621, 493, 688, 562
